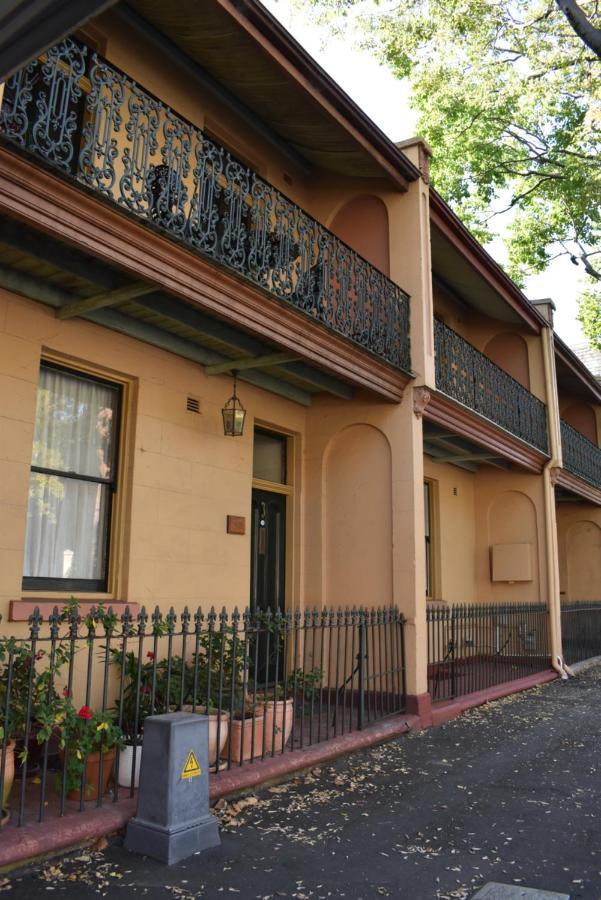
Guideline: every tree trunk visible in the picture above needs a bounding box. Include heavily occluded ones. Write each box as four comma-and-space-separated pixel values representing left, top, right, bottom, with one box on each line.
554, 0, 601, 59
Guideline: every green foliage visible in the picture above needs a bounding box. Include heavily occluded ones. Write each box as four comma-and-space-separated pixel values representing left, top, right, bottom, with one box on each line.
0, 638, 69, 753
301, 0, 600, 286
577, 284, 601, 348
110, 626, 251, 739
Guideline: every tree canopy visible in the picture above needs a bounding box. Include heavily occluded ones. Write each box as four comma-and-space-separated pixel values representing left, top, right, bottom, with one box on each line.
300, 0, 601, 346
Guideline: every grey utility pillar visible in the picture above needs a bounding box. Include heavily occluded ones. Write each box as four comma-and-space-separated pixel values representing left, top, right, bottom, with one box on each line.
125, 712, 220, 865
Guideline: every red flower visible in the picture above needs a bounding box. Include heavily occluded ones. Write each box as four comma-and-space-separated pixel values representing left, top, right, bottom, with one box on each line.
63, 687, 71, 698
77, 705, 93, 720
146, 651, 155, 661
141, 685, 151, 695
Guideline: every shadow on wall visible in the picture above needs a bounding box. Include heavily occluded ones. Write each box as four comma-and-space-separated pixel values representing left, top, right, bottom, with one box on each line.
562, 402, 598, 444
330, 195, 390, 276
324, 424, 393, 609
484, 333, 530, 390
567, 520, 601, 601
487, 490, 540, 602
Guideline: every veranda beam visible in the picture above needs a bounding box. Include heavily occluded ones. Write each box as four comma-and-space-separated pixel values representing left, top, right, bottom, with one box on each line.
0, 266, 313, 406
55, 281, 156, 319
205, 352, 301, 375
134, 294, 355, 400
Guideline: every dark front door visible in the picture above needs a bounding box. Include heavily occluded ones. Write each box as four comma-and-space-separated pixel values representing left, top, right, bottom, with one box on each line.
250, 489, 286, 616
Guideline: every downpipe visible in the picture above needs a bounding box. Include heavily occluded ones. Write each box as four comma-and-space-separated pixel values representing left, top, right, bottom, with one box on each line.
540, 314, 572, 680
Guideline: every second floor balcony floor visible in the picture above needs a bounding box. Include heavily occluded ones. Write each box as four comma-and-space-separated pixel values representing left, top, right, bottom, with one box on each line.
0, 37, 411, 377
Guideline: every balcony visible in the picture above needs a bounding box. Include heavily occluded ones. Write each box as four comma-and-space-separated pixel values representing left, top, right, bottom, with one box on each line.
434, 318, 549, 453
561, 420, 601, 490
0, 38, 411, 374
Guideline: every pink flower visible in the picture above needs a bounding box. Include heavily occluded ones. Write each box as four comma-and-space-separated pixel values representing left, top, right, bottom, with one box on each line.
78, 705, 93, 720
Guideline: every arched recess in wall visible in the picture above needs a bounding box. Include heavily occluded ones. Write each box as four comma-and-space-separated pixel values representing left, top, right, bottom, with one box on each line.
566, 520, 601, 601
324, 424, 393, 608
329, 195, 390, 276
488, 490, 539, 602
484, 333, 530, 389
562, 402, 598, 444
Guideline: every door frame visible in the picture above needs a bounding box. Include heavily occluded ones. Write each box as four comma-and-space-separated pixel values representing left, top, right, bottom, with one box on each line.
251, 422, 297, 614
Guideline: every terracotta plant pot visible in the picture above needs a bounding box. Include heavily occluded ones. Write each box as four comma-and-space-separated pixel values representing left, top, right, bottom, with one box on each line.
221, 715, 264, 764
60, 748, 116, 802
262, 699, 294, 754
1, 740, 15, 812
117, 744, 142, 789
183, 706, 229, 767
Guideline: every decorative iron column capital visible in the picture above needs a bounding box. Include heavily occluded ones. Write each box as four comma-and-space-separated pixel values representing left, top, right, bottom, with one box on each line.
413, 386, 432, 419
549, 466, 562, 486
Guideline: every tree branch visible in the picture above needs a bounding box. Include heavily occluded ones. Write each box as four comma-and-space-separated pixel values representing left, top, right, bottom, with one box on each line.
554, 0, 601, 59
578, 252, 601, 280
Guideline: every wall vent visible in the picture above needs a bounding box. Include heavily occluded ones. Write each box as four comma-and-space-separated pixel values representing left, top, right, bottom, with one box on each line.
186, 396, 201, 414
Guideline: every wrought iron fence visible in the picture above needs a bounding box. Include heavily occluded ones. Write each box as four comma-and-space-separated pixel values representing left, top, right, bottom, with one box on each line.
434, 319, 549, 453
561, 602, 601, 665
560, 421, 601, 490
427, 602, 551, 702
0, 38, 411, 372
0, 604, 405, 828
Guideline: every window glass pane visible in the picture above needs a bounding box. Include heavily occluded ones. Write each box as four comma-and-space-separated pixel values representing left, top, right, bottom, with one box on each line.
253, 430, 286, 484
24, 474, 110, 581
424, 482, 430, 537
31, 366, 118, 480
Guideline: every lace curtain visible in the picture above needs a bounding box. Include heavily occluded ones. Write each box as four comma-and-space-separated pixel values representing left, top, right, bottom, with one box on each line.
23, 366, 118, 583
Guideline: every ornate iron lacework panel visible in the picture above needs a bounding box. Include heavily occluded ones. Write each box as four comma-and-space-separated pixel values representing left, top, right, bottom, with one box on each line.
0, 38, 411, 373
560, 420, 601, 490
434, 318, 549, 453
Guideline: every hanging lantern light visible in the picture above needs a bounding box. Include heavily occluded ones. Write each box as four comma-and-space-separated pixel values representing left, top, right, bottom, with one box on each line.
222, 372, 246, 437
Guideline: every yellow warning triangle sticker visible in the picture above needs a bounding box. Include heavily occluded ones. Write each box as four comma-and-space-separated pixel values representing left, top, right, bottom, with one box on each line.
181, 749, 201, 780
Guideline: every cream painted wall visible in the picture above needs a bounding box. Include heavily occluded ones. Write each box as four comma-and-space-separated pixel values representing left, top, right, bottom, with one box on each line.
422, 459, 548, 606
324, 424, 393, 608
557, 503, 601, 601
423, 458, 476, 604
475, 469, 547, 604
303, 391, 428, 695
0, 288, 310, 623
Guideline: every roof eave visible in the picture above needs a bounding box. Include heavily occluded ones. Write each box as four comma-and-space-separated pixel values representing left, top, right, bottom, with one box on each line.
554, 332, 601, 404
430, 189, 547, 334
214, 0, 421, 190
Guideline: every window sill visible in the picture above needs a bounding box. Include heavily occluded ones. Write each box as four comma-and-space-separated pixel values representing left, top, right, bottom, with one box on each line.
10, 599, 140, 622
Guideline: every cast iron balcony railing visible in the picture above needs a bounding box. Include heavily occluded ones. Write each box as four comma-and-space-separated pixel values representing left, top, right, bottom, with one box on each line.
0, 38, 411, 373
560, 420, 601, 490
434, 318, 549, 453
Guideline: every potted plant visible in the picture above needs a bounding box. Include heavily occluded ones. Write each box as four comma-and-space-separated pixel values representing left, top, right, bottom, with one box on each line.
0, 637, 69, 822
110, 648, 161, 788
220, 696, 265, 764
0, 734, 15, 827
256, 682, 295, 755
182, 703, 230, 770
256, 667, 324, 755
58, 703, 124, 801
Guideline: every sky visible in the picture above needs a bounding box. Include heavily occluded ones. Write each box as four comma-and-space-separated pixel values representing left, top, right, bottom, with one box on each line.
262, 0, 588, 350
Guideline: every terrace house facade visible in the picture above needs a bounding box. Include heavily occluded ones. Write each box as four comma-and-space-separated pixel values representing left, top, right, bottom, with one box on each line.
0, 0, 600, 772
